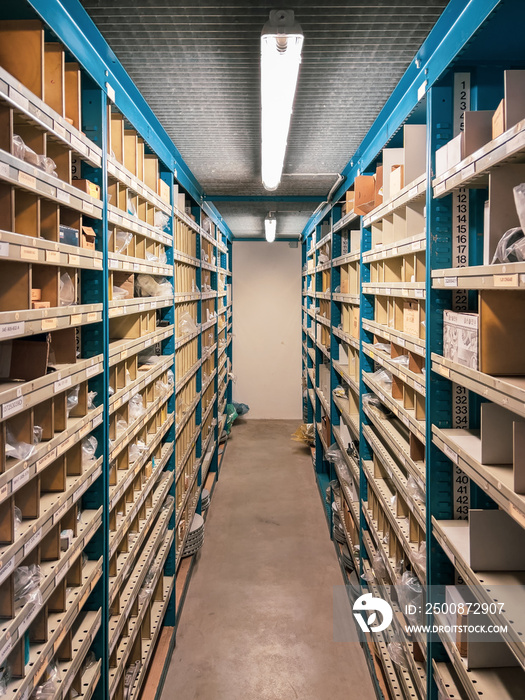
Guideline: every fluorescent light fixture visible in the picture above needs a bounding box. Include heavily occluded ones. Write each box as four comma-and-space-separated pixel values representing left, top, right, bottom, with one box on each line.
265, 213, 277, 242
261, 10, 303, 191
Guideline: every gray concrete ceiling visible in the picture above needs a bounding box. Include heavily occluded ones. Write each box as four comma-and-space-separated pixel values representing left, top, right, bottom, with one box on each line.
80, 0, 449, 238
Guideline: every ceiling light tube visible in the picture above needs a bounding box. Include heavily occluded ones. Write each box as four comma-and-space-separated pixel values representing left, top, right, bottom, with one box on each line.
261, 10, 303, 191
265, 213, 277, 242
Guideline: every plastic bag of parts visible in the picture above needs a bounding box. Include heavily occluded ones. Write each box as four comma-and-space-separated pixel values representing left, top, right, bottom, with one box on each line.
14, 565, 42, 606
398, 571, 424, 625
362, 393, 390, 418
387, 637, 408, 669
370, 369, 393, 387
491, 226, 525, 264
0, 665, 9, 696
412, 541, 426, 570
318, 252, 329, 264
135, 274, 173, 298
60, 272, 75, 306
87, 391, 97, 409
155, 377, 171, 396
372, 551, 388, 580
373, 342, 391, 353
138, 349, 160, 366
115, 230, 133, 254
14, 506, 22, 534
154, 210, 170, 231
83, 652, 97, 672
334, 385, 346, 398
129, 440, 147, 464
233, 402, 249, 416
390, 354, 410, 367
31, 663, 61, 700
225, 403, 238, 434
128, 393, 144, 421
202, 216, 213, 234
12, 135, 57, 176
514, 183, 525, 232
360, 568, 376, 583
67, 386, 79, 417
82, 435, 98, 465
407, 475, 425, 504
325, 443, 344, 467
116, 416, 127, 435
291, 423, 315, 447
5, 426, 35, 461
112, 285, 130, 300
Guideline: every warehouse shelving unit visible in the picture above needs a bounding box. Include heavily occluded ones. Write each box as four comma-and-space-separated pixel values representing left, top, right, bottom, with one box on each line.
0, 2, 232, 700
301, 1, 525, 698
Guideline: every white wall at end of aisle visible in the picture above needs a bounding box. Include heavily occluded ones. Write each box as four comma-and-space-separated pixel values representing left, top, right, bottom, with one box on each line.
232, 241, 302, 419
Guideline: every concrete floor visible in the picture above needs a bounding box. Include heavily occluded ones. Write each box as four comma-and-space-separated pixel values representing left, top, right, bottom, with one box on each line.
163, 419, 376, 700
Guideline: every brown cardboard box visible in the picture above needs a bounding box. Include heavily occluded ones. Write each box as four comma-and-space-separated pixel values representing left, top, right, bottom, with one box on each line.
73, 179, 101, 199
113, 272, 134, 299
81, 226, 96, 250
321, 415, 331, 446
456, 609, 469, 657
479, 290, 525, 375
464, 111, 494, 157
492, 99, 506, 139
0, 338, 49, 381
158, 178, 170, 204
403, 301, 420, 337
31, 288, 42, 301
345, 189, 355, 212
49, 327, 77, 365
354, 175, 376, 215
504, 70, 525, 131
32, 301, 50, 309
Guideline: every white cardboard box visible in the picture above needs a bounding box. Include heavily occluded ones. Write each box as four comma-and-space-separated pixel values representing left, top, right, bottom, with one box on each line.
443, 310, 479, 370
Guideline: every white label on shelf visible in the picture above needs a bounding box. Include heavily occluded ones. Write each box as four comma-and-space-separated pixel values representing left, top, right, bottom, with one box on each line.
443, 441, 459, 465
86, 364, 99, 378
69, 254, 80, 266
110, 306, 123, 316
46, 250, 61, 264
0, 321, 24, 339
13, 468, 30, 490
93, 257, 103, 269
415, 289, 424, 298
54, 122, 66, 139
93, 412, 103, 428
74, 479, 90, 502
391, 247, 398, 256
18, 171, 36, 189
134, 263, 140, 271
20, 245, 38, 261
109, 258, 119, 269
0, 242, 9, 257
435, 181, 447, 195
438, 365, 450, 378
54, 375, 72, 392
87, 312, 98, 323
444, 276, 458, 287
412, 240, 422, 250
37, 448, 57, 472
0, 637, 12, 665
414, 381, 424, 394
463, 163, 475, 179
41, 317, 57, 330
70, 314, 82, 325
71, 134, 88, 155
409, 186, 419, 198
60, 434, 77, 455
55, 558, 71, 586
56, 189, 70, 204
53, 501, 68, 524
0, 162, 9, 179
82, 200, 94, 214
2, 396, 23, 418
24, 528, 42, 556
0, 557, 14, 585
494, 273, 518, 287
401, 414, 409, 427
396, 337, 405, 348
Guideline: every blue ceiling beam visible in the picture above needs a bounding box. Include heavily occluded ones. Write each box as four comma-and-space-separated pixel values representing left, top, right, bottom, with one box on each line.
207, 195, 324, 203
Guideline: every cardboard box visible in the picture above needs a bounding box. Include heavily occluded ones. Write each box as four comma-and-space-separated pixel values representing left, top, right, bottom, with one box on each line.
504, 70, 525, 131
484, 164, 525, 263
479, 289, 525, 375
31, 288, 41, 301
492, 99, 506, 139
81, 226, 96, 250
374, 166, 383, 207
345, 189, 355, 211
48, 327, 77, 365
321, 415, 331, 446
447, 133, 464, 170
390, 164, 404, 197
403, 301, 420, 338
73, 179, 101, 199
0, 337, 49, 381
158, 178, 170, 204
382, 147, 404, 201
403, 124, 426, 184
32, 301, 50, 309
464, 111, 494, 157
177, 193, 186, 212
354, 175, 376, 215
59, 225, 79, 246
443, 310, 479, 369
113, 272, 134, 299
435, 142, 449, 177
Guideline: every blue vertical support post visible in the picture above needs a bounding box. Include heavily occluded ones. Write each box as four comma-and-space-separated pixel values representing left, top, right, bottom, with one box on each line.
330, 207, 342, 451
226, 237, 233, 407
426, 83, 456, 699
161, 166, 176, 627
79, 83, 109, 700
358, 218, 374, 575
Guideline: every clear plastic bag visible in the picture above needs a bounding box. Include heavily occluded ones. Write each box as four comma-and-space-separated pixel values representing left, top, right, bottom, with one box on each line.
87, 391, 97, 409
82, 435, 98, 465
412, 541, 426, 570
370, 369, 393, 387
116, 416, 128, 435
128, 393, 144, 421
59, 272, 75, 306
38, 156, 57, 176
491, 226, 525, 264
115, 230, 132, 254
390, 354, 410, 367
154, 210, 169, 231
12, 134, 26, 160
14, 506, 22, 533
373, 342, 391, 353
0, 664, 9, 696
398, 571, 424, 625
372, 551, 388, 580
135, 275, 173, 298
112, 285, 130, 300
67, 386, 79, 417
407, 475, 425, 504
5, 426, 35, 461
333, 385, 346, 398
514, 183, 525, 232
14, 565, 42, 606
325, 443, 344, 467
387, 638, 408, 668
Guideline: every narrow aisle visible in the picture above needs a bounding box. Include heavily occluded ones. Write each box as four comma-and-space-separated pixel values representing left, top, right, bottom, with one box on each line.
163, 419, 376, 700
